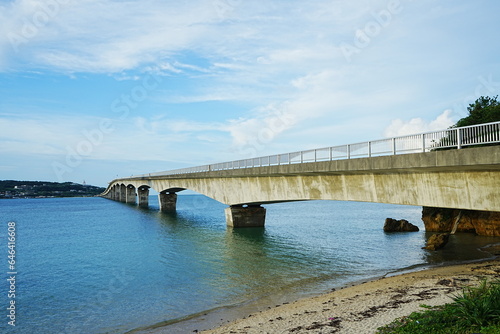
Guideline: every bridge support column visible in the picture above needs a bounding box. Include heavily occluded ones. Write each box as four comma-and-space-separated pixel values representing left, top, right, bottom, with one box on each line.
107, 187, 113, 200
126, 185, 136, 204
138, 187, 149, 208
225, 205, 266, 228
159, 192, 177, 212
113, 185, 119, 201
119, 184, 127, 202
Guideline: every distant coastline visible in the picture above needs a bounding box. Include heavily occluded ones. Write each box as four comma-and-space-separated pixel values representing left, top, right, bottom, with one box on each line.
0, 180, 105, 199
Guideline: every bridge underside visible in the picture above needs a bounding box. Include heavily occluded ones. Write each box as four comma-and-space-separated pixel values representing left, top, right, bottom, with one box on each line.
101, 146, 500, 228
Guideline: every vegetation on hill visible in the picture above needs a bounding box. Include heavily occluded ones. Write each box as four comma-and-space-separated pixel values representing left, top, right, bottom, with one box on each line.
0, 180, 105, 199
454, 95, 500, 127
433, 95, 500, 150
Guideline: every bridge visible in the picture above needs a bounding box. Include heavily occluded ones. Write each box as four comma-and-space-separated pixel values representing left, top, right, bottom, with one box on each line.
101, 122, 500, 227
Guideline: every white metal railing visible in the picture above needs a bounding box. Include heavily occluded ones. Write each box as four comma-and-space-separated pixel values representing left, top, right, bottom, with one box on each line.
132, 121, 500, 178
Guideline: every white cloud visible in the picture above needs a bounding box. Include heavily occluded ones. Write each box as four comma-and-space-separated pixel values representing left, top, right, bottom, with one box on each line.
0, 0, 218, 72
0, 114, 93, 155
0, 0, 392, 75
131, 107, 298, 159
1, 0, 500, 182
134, 116, 223, 134
222, 102, 298, 156
383, 110, 457, 137
0, 104, 300, 168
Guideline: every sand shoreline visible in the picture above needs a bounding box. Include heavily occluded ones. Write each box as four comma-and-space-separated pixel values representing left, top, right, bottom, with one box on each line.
137, 244, 500, 334
195, 257, 500, 334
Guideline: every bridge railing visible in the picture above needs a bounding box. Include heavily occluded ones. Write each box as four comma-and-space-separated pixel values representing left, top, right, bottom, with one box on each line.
137, 121, 500, 177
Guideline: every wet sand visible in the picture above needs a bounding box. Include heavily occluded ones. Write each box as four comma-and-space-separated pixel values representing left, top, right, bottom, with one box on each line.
199, 258, 500, 334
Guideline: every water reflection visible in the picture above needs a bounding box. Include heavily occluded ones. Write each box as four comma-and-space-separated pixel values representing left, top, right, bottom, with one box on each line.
108, 196, 500, 333
5, 196, 500, 334
422, 232, 497, 264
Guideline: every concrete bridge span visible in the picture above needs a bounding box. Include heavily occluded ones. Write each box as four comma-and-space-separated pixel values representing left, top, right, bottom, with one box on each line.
101, 146, 500, 227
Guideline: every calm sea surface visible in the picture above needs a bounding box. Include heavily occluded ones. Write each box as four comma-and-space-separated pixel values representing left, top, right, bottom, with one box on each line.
0, 196, 498, 334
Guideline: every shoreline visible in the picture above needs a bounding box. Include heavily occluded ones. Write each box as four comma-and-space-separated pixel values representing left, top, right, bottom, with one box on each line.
131, 266, 418, 334
197, 257, 500, 334
133, 244, 500, 334
132, 243, 500, 334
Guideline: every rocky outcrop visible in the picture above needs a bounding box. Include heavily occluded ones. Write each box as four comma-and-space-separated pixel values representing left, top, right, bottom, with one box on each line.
383, 218, 419, 232
422, 233, 450, 251
421, 207, 500, 237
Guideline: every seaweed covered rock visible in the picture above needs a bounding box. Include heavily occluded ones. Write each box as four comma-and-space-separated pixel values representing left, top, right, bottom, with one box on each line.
383, 218, 420, 232
422, 233, 450, 251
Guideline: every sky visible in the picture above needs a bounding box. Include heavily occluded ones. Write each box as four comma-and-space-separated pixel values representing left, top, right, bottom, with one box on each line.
1, 0, 500, 187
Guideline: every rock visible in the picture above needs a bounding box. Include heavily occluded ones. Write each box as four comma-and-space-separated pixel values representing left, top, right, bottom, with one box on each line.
383, 218, 420, 232
421, 207, 500, 237
422, 233, 450, 251
421, 207, 475, 233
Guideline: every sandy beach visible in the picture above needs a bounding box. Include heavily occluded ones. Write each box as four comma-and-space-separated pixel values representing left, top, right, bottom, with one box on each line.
199, 257, 500, 334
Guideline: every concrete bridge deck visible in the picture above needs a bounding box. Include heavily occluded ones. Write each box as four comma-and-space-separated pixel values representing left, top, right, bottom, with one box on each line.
101, 145, 500, 227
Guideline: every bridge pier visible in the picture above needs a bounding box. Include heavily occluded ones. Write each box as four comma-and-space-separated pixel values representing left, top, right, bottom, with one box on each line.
113, 185, 120, 201
119, 184, 126, 202
159, 192, 177, 212
225, 205, 266, 228
126, 185, 136, 204
106, 186, 113, 200
138, 186, 149, 208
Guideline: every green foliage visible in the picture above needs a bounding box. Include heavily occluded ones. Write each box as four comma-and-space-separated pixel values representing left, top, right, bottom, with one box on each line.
452, 280, 500, 327
432, 95, 500, 150
377, 279, 500, 334
377, 304, 465, 334
455, 95, 500, 127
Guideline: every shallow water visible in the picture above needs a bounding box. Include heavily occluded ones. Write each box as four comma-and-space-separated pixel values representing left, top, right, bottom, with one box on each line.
0, 196, 497, 334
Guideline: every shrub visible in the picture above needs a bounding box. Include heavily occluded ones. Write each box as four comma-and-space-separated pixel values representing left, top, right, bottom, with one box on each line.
377, 279, 500, 334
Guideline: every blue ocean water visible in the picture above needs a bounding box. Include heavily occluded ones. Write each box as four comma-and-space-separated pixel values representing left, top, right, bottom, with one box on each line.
0, 196, 497, 334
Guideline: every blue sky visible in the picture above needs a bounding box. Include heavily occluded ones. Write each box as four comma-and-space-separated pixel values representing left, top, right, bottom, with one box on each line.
1, 0, 500, 187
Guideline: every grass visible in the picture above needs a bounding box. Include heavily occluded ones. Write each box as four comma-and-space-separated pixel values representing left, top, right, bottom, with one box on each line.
376, 279, 500, 334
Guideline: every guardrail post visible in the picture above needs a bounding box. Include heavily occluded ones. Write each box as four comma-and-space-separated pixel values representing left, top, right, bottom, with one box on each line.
329, 147, 333, 160
422, 134, 426, 152
288, 153, 291, 164
300, 151, 303, 163
392, 138, 396, 155
368, 142, 372, 157
457, 128, 462, 149
314, 149, 317, 162
347, 145, 350, 159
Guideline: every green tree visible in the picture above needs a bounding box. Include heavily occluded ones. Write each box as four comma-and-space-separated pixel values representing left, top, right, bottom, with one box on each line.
432, 95, 500, 150
455, 95, 500, 127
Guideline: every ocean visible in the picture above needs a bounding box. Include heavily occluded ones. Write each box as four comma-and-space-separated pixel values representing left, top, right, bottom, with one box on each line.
0, 195, 498, 334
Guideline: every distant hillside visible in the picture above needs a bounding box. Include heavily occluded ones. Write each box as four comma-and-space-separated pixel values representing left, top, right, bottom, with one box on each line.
0, 180, 105, 199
